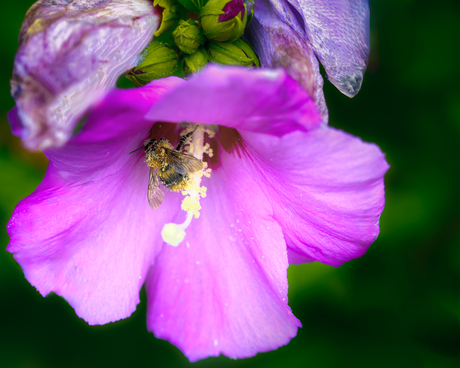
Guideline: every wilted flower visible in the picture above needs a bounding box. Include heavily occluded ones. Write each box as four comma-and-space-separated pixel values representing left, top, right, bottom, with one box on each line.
9, 0, 370, 150
7, 66, 388, 361
247, 0, 370, 121
9, 0, 159, 150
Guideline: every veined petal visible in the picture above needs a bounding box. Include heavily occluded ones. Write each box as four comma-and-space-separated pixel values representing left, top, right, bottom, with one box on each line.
7, 161, 180, 325
243, 127, 389, 267
146, 65, 323, 136
11, 0, 159, 150
247, 0, 328, 122
46, 77, 184, 183
287, 0, 370, 97
6, 78, 184, 325
146, 148, 300, 361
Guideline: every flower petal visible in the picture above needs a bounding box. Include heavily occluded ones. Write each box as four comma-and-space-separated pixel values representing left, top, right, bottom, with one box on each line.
146, 149, 300, 361
243, 127, 389, 267
146, 65, 323, 136
286, 0, 370, 97
11, 0, 159, 150
247, 0, 328, 122
47, 77, 184, 183
6, 80, 185, 325
7, 107, 22, 137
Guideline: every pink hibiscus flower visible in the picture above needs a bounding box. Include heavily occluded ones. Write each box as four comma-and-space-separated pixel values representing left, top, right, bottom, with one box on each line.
7, 66, 388, 361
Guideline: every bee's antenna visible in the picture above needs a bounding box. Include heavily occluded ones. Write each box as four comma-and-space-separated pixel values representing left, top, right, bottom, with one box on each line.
176, 125, 199, 151
190, 125, 198, 135
129, 146, 143, 155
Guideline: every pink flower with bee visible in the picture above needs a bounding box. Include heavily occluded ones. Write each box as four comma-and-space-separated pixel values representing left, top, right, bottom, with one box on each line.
7, 66, 388, 361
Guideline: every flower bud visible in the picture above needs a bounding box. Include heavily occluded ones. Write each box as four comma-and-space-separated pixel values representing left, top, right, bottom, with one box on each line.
127, 40, 179, 86
207, 39, 260, 67
172, 19, 205, 54
200, 0, 247, 42
154, 0, 183, 37
184, 47, 208, 74
177, 0, 209, 13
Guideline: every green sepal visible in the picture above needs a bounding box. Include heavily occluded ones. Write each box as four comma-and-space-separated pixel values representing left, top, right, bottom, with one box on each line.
126, 40, 179, 85
177, 0, 209, 13
207, 39, 259, 67
153, 0, 183, 37
172, 19, 206, 54
232, 38, 259, 66
183, 47, 209, 74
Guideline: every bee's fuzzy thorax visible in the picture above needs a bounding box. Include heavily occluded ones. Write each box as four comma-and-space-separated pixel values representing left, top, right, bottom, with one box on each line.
144, 138, 174, 170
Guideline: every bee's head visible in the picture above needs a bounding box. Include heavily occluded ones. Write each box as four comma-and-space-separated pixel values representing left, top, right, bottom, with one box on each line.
143, 139, 158, 152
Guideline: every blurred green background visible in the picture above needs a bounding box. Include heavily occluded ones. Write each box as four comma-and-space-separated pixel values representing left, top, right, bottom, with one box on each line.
1, 0, 459, 367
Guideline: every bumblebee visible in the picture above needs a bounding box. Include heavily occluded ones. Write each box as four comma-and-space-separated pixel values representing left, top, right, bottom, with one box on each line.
143, 128, 204, 210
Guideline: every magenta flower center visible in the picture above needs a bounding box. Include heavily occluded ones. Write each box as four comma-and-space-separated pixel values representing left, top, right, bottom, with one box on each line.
218, 0, 245, 23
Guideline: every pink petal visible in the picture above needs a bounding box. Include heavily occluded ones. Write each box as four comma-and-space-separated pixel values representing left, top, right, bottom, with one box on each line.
287, 0, 370, 97
249, 0, 328, 122
7, 161, 181, 325
46, 77, 184, 183
146, 148, 301, 361
243, 127, 389, 267
11, 0, 159, 150
146, 65, 323, 136
6, 79, 186, 325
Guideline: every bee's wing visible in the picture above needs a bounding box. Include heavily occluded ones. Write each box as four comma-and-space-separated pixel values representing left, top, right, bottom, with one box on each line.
165, 149, 204, 174
147, 168, 164, 210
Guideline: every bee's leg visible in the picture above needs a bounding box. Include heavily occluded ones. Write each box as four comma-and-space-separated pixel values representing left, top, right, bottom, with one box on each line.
176, 126, 198, 151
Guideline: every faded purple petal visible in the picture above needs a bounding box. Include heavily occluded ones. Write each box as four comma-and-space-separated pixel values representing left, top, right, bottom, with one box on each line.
146, 65, 323, 135
287, 0, 370, 97
243, 127, 389, 267
6, 79, 183, 325
11, 0, 159, 150
7, 107, 22, 137
247, 0, 328, 122
146, 148, 300, 361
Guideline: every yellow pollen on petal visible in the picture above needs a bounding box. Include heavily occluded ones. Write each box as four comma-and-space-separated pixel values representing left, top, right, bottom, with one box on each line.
205, 128, 216, 138
203, 168, 212, 178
